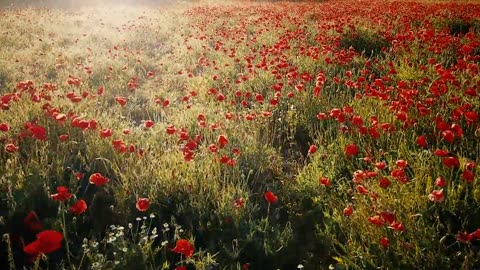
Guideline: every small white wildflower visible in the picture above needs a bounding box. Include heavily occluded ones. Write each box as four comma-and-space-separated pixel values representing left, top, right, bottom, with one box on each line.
298, 264, 304, 269
161, 240, 168, 246
149, 213, 155, 219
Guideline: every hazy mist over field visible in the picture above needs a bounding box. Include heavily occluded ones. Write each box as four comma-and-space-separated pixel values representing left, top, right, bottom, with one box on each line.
0, 0, 180, 8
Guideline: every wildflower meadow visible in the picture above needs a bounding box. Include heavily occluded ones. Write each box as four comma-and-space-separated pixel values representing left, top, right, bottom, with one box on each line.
0, 0, 479, 269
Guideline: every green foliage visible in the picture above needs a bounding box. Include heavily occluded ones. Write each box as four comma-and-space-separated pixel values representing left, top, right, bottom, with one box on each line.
340, 29, 390, 58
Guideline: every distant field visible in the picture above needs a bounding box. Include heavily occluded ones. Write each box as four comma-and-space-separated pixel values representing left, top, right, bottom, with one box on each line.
0, 1, 479, 269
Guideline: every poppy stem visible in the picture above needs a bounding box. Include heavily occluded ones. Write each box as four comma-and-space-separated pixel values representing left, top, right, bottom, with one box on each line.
61, 203, 75, 270
265, 204, 271, 231
33, 256, 41, 270
5, 234, 15, 270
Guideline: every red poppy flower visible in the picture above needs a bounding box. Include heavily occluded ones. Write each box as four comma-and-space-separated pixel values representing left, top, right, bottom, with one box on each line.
428, 189, 445, 202
166, 125, 176, 135
172, 239, 195, 258
317, 113, 326, 120
97, 86, 105, 95
24, 211, 42, 232
435, 176, 447, 187
59, 134, 69, 141
0, 122, 9, 132
71, 118, 89, 130
183, 148, 194, 162
379, 177, 391, 189
441, 130, 454, 143
264, 191, 278, 204
434, 149, 449, 157
380, 211, 396, 224
115, 96, 127, 106
466, 162, 476, 171
395, 160, 408, 168
255, 93, 264, 103
217, 93, 225, 101
26, 124, 47, 141
389, 221, 405, 231
343, 205, 353, 216
184, 140, 198, 151
233, 197, 245, 208
100, 129, 113, 138
112, 139, 127, 153
443, 157, 459, 168
89, 173, 110, 186
89, 119, 98, 130
218, 135, 228, 148
319, 177, 331, 187
367, 215, 383, 226
356, 185, 368, 195
69, 200, 87, 215
219, 155, 229, 164
136, 198, 150, 212
50, 186, 72, 202
24, 230, 63, 255
375, 161, 386, 170
469, 229, 480, 241
5, 143, 19, 153
456, 232, 470, 244
465, 111, 478, 123
208, 144, 218, 153
380, 237, 389, 249
144, 120, 154, 128
462, 170, 474, 183
175, 267, 187, 270
345, 144, 358, 156
308, 144, 317, 154
75, 172, 84, 180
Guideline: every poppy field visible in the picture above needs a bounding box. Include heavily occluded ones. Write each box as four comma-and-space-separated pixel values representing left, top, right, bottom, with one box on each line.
0, 0, 479, 269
